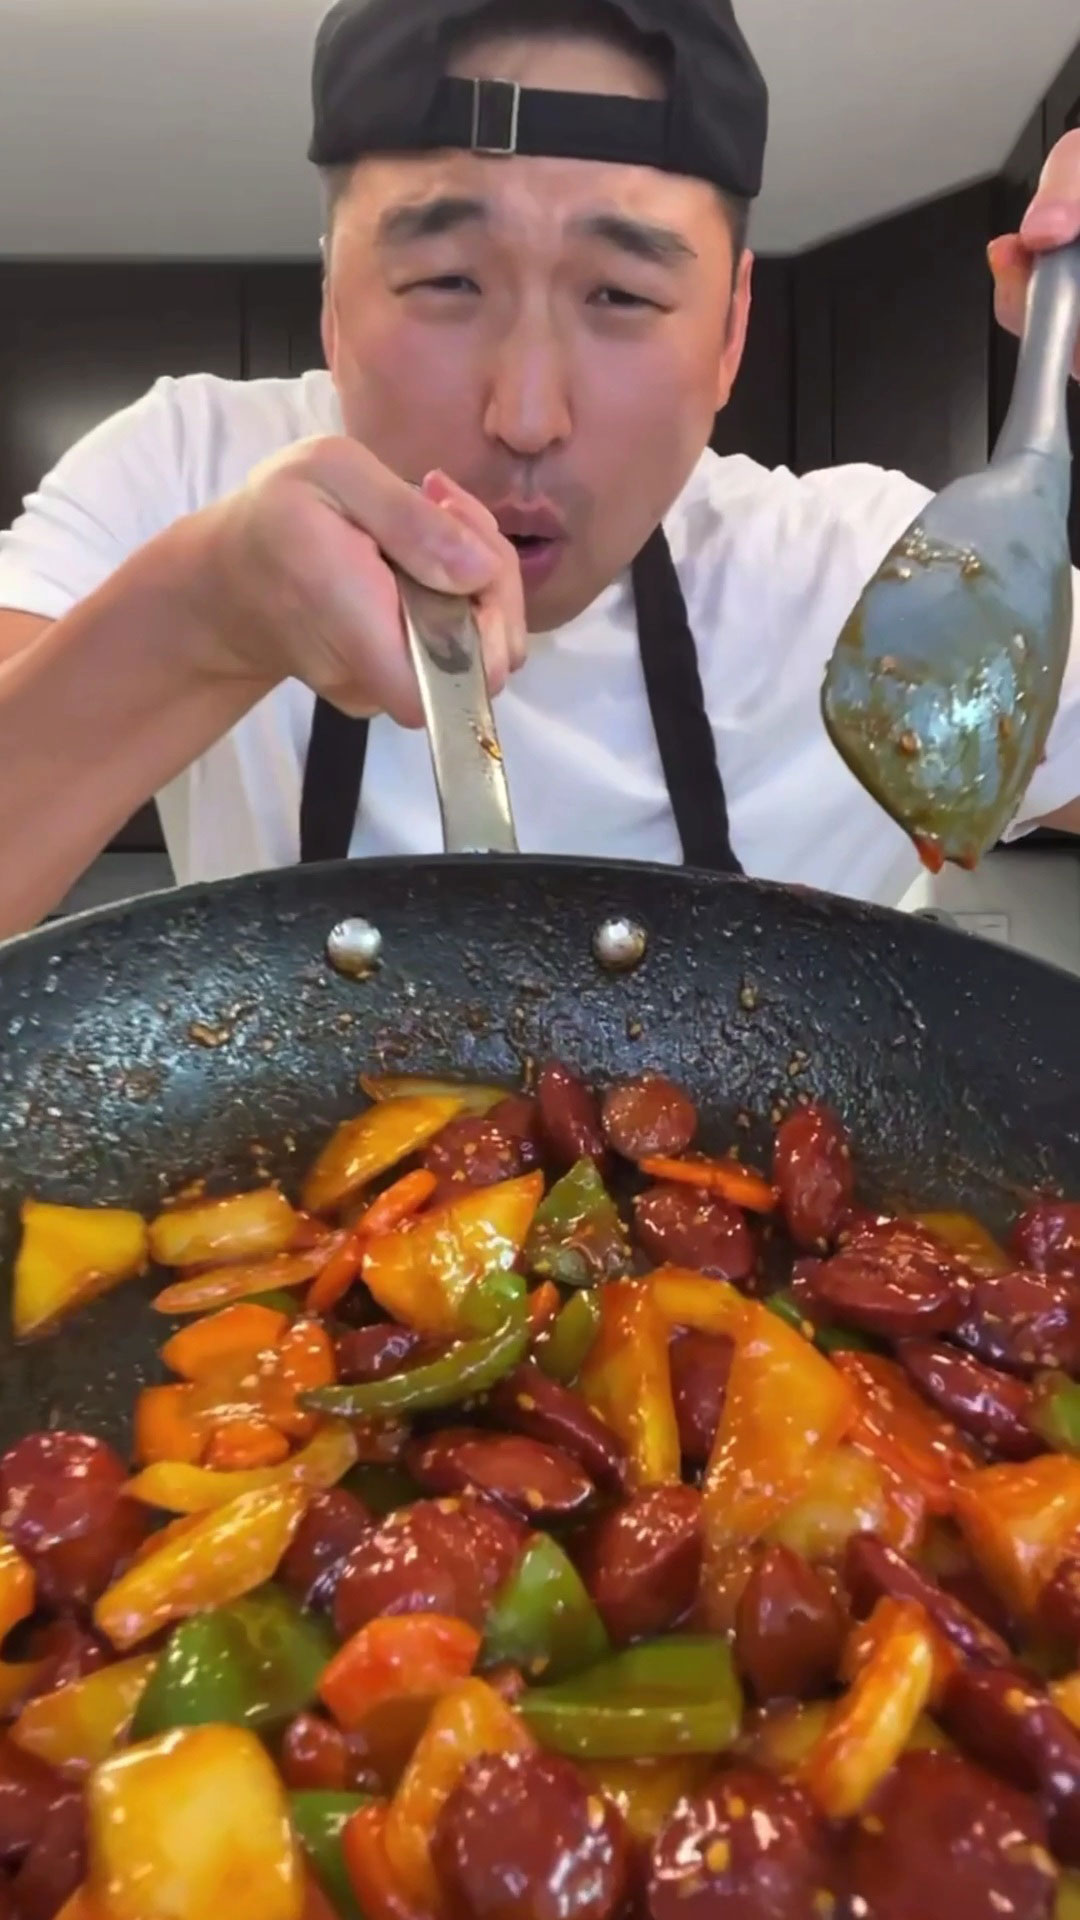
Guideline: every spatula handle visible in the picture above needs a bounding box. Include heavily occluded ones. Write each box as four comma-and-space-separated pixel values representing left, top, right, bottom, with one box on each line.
993, 239, 1080, 466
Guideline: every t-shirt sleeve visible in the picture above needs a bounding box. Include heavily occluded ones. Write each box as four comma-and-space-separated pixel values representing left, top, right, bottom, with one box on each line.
0, 376, 189, 621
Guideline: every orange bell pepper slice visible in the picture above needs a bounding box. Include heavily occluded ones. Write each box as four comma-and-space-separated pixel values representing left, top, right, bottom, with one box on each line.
150, 1187, 302, 1269
161, 1302, 290, 1382
576, 1758, 714, 1843
580, 1280, 682, 1489
94, 1481, 309, 1649
0, 1536, 35, 1642
12, 1653, 157, 1776
1051, 1673, 1080, 1731
87, 1724, 303, 1920
320, 1615, 481, 1733
13, 1200, 148, 1340
344, 1804, 438, 1920
638, 1155, 778, 1214
205, 1418, 292, 1471
302, 1097, 466, 1216
363, 1173, 544, 1337
801, 1597, 936, 1819
703, 1298, 855, 1623
954, 1455, 1080, 1619
834, 1350, 978, 1515
650, 1270, 755, 1340
133, 1384, 215, 1468
153, 1248, 334, 1316
256, 1319, 337, 1440
383, 1679, 535, 1909
124, 1418, 358, 1515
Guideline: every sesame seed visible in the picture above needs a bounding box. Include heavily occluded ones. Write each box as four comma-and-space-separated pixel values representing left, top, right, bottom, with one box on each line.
517, 1394, 537, 1412
586, 1797, 607, 1833
861, 1816, 884, 1835
525, 1489, 545, 1511
705, 1840, 731, 1875
726, 1795, 747, 1820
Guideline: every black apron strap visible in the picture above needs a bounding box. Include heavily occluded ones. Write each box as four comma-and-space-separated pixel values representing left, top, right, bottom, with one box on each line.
631, 525, 743, 875
299, 525, 741, 875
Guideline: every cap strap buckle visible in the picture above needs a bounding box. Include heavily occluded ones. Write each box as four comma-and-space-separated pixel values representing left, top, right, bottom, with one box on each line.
470, 77, 521, 156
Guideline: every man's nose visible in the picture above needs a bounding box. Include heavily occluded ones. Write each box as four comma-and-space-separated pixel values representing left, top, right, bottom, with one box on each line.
482, 321, 573, 457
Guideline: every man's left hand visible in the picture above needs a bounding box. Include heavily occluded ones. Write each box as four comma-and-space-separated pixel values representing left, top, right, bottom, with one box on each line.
988, 128, 1080, 378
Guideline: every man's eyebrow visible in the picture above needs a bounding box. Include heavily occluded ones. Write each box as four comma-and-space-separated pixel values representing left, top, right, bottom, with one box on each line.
572, 212, 698, 266
377, 197, 489, 246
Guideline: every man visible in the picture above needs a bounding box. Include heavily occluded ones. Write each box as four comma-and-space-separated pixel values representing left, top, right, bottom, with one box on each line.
0, 0, 1078, 938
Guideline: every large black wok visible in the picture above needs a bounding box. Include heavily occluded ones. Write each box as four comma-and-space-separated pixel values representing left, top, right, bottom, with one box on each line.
2, 854, 1080, 1453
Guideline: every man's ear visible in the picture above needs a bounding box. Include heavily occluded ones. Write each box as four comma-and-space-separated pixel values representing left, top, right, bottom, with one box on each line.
320, 243, 337, 371
715, 247, 754, 413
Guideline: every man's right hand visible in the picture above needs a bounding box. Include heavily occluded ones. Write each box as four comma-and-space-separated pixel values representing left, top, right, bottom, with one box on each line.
193, 437, 528, 728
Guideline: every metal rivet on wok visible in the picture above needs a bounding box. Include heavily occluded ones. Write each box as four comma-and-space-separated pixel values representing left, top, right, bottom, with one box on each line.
326, 918, 384, 979
592, 917, 648, 974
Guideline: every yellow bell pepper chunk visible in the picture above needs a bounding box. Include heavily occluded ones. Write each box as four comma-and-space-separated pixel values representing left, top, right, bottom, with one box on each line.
94, 1483, 309, 1650
150, 1188, 301, 1270
302, 1096, 466, 1215
14, 1200, 147, 1340
12, 1654, 157, 1776
954, 1455, 1080, 1620
362, 1172, 544, 1336
580, 1281, 682, 1489
0, 1535, 35, 1640
124, 1421, 358, 1515
88, 1724, 303, 1920
650, 1270, 754, 1339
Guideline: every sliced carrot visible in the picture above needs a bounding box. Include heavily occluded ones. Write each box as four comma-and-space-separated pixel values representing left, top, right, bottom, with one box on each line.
353, 1170, 439, 1241
204, 1418, 292, 1472
153, 1249, 336, 1316
160, 1303, 289, 1383
638, 1155, 778, 1214
306, 1232, 368, 1318
133, 1385, 212, 1468
527, 1282, 561, 1338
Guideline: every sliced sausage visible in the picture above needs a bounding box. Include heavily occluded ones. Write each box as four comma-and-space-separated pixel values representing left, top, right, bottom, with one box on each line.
648, 1767, 837, 1920
0, 1432, 148, 1609
843, 1535, 1013, 1669
333, 1495, 525, 1640
1038, 1555, 1080, 1649
897, 1340, 1039, 1459
735, 1547, 845, 1703
423, 1115, 535, 1205
536, 1063, 607, 1172
11, 1786, 86, 1920
941, 1664, 1080, 1867
332, 1323, 434, 1383
278, 1487, 373, 1611
806, 1244, 967, 1339
0, 1739, 73, 1869
488, 1096, 543, 1168
668, 1330, 733, 1467
601, 1077, 697, 1163
845, 1749, 1055, 1920
957, 1270, 1080, 1376
485, 1364, 628, 1492
634, 1187, 754, 1282
576, 1486, 703, 1647
433, 1749, 629, 1920
22, 1620, 112, 1699
773, 1104, 854, 1250
1011, 1199, 1080, 1278
404, 1429, 595, 1522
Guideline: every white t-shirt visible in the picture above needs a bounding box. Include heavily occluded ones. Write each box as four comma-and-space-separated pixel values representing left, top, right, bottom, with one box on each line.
1, 368, 1078, 907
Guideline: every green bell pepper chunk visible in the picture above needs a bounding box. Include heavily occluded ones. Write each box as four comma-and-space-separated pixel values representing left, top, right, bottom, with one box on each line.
130, 1584, 335, 1741
482, 1534, 610, 1683
1030, 1372, 1080, 1454
536, 1290, 603, 1385
290, 1792, 373, 1920
342, 1462, 423, 1517
301, 1285, 529, 1420
525, 1160, 630, 1288
520, 1635, 743, 1760
765, 1289, 878, 1356
461, 1267, 528, 1335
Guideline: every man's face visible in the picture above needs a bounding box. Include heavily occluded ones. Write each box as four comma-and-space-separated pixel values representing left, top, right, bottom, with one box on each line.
322, 29, 753, 630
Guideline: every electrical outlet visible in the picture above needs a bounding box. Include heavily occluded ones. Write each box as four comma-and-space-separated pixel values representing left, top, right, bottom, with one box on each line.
953, 911, 1011, 944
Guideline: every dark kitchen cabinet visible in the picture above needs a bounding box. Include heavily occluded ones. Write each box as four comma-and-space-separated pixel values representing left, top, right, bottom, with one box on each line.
244, 264, 325, 378
710, 255, 793, 472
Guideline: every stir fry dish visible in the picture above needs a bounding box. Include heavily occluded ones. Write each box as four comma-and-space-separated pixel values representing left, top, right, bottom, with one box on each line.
6, 1066, 1080, 1919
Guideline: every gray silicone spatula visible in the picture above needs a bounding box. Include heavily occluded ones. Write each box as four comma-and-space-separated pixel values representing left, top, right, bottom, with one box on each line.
821, 239, 1080, 871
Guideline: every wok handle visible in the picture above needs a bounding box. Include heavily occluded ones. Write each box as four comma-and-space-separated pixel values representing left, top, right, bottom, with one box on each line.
395, 568, 519, 856
993, 238, 1080, 466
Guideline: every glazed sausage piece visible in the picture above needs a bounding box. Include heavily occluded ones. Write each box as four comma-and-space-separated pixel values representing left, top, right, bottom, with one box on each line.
332, 1323, 434, 1384
487, 1096, 543, 1168
897, 1340, 1040, 1459
485, 1364, 628, 1492
845, 1749, 1055, 1920
601, 1076, 698, 1164
957, 1270, 1080, 1376
806, 1244, 966, 1339
23, 1620, 112, 1699
577, 1486, 703, 1647
648, 1766, 837, 1920
434, 1750, 629, 1920
941, 1664, 1080, 1866
11, 1786, 86, 1920
734, 1547, 845, 1704
405, 1429, 595, 1523
278, 1487, 374, 1611
0, 1432, 148, 1609
1011, 1199, 1080, 1278
668, 1330, 734, 1468
1038, 1555, 1080, 1648
843, 1535, 1013, 1669
0, 1738, 74, 1869
634, 1187, 755, 1283
333, 1495, 525, 1640
423, 1115, 535, 1205
536, 1063, 607, 1172
773, 1104, 854, 1251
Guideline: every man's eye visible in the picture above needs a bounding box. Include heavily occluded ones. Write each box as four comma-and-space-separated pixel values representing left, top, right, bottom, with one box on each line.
403, 275, 480, 296
590, 286, 660, 311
